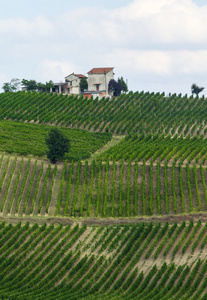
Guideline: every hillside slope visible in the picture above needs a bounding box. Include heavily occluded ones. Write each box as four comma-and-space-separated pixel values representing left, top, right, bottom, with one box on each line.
0, 221, 206, 299
0, 90, 207, 136
0, 155, 207, 218
0, 91, 207, 298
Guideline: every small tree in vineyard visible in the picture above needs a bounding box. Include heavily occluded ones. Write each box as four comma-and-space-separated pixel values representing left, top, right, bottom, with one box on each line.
46, 127, 70, 163
191, 83, 205, 97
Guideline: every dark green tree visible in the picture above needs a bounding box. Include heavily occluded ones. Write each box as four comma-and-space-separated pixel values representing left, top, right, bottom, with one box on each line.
118, 77, 128, 93
80, 77, 88, 92
38, 80, 54, 93
2, 78, 21, 93
45, 127, 70, 163
108, 77, 128, 96
45, 80, 54, 92
21, 79, 38, 91
191, 83, 204, 97
2, 83, 12, 93
108, 79, 122, 96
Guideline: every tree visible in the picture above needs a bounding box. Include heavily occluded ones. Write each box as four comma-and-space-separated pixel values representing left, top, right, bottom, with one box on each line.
2, 83, 12, 93
45, 127, 70, 163
38, 80, 54, 93
80, 77, 88, 92
22, 79, 54, 93
108, 79, 120, 96
118, 77, 128, 93
108, 78, 128, 96
21, 79, 38, 91
191, 83, 205, 97
2, 78, 21, 93
45, 80, 54, 93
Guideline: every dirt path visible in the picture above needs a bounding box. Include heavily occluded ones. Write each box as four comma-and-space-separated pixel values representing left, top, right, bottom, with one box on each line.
88, 135, 124, 162
1, 212, 207, 226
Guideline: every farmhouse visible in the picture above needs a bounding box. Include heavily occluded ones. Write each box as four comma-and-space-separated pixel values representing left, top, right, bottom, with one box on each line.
84, 67, 114, 98
53, 73, 87, 95
52, 67, 114, 98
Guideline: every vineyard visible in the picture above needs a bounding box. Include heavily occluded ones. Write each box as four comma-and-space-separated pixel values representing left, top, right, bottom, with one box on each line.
0, 90, 207, 298
0, 156, 207, 217
98, 133, 207, 164
0, 90, 207, 136
0, 120, 111, 160
0, 221, 206, 299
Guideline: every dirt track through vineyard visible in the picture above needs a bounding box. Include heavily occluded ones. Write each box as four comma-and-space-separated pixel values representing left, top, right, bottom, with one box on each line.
88, 135, 124, 162
1, 212, 207, 226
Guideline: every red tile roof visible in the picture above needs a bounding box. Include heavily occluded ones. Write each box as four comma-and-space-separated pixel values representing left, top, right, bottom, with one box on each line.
65, 73, 87, 78
88, 67, 114, 74
74, 74, 87, 78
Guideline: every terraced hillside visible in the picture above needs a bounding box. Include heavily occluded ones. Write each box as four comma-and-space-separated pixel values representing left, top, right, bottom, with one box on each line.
0, 221, 206, 299
98, 133, 207, 165
0, 156, 207, 218
0, 91, 207, 299
0, 90, 207, 136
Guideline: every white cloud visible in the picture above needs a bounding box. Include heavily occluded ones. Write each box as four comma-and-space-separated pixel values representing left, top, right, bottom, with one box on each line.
177, 50, 207, 74
104, 49, 171, 75
112, 0, 173, 19
0, 15, 53, 37
36, 60, 78, 82
51, 0, 207, 52
104, 49, 207, 76
104, 0, 207, 46
1, 0, 207, 95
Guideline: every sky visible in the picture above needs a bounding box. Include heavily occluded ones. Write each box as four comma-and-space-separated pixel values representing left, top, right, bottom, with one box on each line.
1, 0, 207, 96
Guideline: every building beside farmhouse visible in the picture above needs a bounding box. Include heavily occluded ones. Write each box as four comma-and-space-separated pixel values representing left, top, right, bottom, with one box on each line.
65, 73, 87, 94
84, 67, 114, 98
53, 73, 87, 95
53, 82, 69, 94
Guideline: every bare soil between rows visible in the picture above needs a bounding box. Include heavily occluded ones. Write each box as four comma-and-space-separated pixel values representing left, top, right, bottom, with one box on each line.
1, 212, 207, 226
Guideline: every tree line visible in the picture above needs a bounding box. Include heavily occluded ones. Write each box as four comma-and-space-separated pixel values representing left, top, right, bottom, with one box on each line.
2, 78, 205, 97
2, 78, 54, 93
3, 76, 128, 96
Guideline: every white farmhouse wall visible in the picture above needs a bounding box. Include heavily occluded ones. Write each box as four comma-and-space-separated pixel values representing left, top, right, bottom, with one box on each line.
65, 73, 85, 95
71, 86, 80, 94
88, 69, 114, 92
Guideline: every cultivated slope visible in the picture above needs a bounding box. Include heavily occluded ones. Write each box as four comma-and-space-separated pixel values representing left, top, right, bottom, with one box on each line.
1, 90, 207, 136
0, 155, 207, 218
0, 221, 206, 299
0, 91, 207, 299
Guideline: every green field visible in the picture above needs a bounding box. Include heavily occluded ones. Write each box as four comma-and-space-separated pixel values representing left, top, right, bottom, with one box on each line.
0, 120, 111, 160
0, 91, 206, 299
